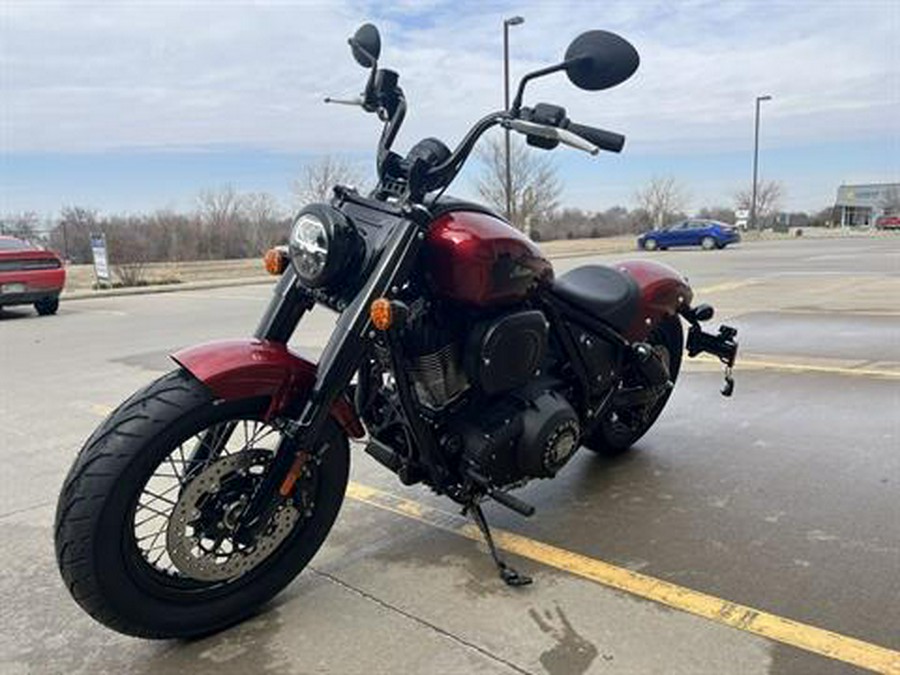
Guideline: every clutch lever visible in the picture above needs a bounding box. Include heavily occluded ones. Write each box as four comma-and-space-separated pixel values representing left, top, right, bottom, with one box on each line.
323, 96, 365, 106
324, 95, 389, 120
505, 119, 599, 155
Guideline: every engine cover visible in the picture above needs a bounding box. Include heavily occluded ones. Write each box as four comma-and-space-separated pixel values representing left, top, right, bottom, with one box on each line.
465, 310, 548, 395
455, 386, 580, 487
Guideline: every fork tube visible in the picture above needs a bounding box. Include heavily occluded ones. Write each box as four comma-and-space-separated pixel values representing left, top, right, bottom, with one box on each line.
254, 267, 315, 343
237, 216, 424, 535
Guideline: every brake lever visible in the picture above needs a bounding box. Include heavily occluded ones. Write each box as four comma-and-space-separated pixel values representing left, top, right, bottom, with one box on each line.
556, 126, 600, 155
505, 119, 599, 155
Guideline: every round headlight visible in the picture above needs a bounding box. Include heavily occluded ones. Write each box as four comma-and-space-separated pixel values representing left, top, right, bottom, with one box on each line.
288, 204, 361, 289
289, 213, 329, 283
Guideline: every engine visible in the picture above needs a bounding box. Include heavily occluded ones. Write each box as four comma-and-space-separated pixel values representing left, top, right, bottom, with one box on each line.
451, 385, 580, 487
402, 308, 581, 487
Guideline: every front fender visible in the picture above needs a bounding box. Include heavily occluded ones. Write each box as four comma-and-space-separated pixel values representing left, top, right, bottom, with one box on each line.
617, 260, 693, 341
171, 339, 364, 438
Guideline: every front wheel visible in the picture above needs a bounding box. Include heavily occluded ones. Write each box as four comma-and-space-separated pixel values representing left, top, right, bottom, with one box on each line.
583, 316, 683, 456
54, 369, 349, 638
642, 238, 659, 251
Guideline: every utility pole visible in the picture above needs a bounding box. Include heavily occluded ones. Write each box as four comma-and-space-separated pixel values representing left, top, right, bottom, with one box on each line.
503, 15, 524, 224
750, 94, 772, 231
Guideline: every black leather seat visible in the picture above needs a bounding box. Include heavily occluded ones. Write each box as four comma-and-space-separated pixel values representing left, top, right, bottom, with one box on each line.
551, 265, 639, 332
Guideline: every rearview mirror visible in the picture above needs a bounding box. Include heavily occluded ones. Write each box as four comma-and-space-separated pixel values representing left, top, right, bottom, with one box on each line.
564, 30, 639, 91
350, 23, 381, 68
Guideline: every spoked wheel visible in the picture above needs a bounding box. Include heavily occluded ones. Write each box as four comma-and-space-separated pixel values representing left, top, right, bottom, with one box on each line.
55, 369, 349, 638
134, 423, 311, 584
583, 316, 683, 456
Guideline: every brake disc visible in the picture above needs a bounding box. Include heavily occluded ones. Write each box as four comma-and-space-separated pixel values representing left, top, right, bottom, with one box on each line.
166, 450, 300, 582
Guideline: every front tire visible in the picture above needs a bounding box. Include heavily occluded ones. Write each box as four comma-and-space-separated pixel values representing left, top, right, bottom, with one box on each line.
583, 316, 683, 456
54, 369, 349, 638
642, 238, 659, 251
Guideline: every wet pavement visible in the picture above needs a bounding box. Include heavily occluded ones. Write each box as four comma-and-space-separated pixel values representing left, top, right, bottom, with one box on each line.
1, 236, 898, 674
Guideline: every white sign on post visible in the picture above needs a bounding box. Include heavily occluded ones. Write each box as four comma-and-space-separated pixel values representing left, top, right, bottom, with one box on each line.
90, 233, 111, 286
735, 209, 750, 229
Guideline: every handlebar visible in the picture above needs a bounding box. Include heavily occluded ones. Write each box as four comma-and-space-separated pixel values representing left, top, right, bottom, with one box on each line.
330, 67, 625, 200
562, 121, 625, 153
414, 110, 625, 199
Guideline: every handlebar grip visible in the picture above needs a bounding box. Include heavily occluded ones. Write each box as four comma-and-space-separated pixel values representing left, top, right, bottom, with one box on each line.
564, 122, 625, 153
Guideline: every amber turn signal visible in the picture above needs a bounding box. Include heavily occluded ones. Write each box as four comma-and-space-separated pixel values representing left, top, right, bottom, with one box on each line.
264, 246, 289, 275
370, 298, 392, 331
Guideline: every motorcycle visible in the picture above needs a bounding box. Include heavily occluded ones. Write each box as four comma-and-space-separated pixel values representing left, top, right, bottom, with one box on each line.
55, 23, 738, 638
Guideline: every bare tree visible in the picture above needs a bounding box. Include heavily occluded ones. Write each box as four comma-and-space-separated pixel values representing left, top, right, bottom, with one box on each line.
476, 135, 562, 231
634, 176, 689, 228
293, 156, 363, 205
696, 205, 737, 224
0, 211, 40, 239
197, 186, 244, 258
809, 205, 836, 227
242, 192, 287, 254
105, 223, 152, 287
734, 180, 784, 226
51, 206, 98, 263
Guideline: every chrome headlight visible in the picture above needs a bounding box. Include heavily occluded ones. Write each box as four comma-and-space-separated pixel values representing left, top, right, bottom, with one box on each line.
289, 204, 361, 288
290, 213, 329, 283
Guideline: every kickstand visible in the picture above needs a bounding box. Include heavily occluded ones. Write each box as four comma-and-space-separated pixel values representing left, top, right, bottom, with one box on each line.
467, 501, 532, 587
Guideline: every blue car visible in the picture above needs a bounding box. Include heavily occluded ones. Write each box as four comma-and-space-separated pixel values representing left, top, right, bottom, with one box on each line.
637, 219, 741, 251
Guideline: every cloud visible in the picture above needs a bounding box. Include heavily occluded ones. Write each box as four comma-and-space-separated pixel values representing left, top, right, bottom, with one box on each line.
1, 0, 897, 160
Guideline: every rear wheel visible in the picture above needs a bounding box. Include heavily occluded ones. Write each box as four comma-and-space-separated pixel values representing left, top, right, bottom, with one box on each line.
55, 369, 349, 638
583, 316, 683, 456
701, 236, 717, 250
35, 297, 59, 315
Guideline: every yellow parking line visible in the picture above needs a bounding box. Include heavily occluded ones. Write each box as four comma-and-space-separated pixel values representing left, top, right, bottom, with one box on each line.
346, 481, 900, 674
696, 279, 760, 294
688, 354, 900, 379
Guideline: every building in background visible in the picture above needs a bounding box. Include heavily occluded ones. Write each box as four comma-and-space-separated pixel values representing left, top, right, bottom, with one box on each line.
833, 183, 900, 227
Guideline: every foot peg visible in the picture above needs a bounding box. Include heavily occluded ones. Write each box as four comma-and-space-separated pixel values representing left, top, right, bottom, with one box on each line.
466, 501, 533, 587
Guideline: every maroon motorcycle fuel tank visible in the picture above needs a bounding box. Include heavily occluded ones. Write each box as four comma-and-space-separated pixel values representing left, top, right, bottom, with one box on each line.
424, 211, 554, 307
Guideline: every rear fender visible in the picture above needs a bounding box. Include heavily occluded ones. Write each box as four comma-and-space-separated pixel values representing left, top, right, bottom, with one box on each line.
616, 260, 693, 341
171, 339, 364, 439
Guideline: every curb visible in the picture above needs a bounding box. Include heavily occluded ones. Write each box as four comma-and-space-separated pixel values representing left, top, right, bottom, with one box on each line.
62, 276, 275, 301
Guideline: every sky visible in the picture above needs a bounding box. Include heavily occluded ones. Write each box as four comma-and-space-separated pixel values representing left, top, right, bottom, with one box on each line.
1, 0, 898, 220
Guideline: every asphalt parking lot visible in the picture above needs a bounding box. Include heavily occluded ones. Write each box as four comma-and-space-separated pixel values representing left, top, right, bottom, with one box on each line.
1, 236, 898, 674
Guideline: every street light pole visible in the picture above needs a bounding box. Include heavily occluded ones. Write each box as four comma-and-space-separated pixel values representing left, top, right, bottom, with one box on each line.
750, 94, 772, 231
503, 15, 524, 224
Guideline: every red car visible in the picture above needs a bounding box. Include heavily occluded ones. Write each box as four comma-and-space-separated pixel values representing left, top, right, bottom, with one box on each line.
876, 215, 900, 230
0, 236, 66, 315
